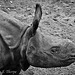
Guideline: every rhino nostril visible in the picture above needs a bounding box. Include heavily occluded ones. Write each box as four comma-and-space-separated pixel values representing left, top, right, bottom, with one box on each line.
69, 54, 75, 57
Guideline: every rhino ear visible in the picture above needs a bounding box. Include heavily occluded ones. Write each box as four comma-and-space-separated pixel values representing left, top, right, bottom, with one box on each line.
34, 3, 42, 22
32, 3, 42, 34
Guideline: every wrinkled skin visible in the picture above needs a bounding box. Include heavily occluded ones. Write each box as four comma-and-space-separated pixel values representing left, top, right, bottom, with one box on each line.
0, 28, 30, 75
0, 3, 75, 75
0, 8, 30, 75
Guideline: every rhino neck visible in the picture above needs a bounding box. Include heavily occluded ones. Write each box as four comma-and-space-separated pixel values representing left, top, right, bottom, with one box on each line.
9, 26, 30, 67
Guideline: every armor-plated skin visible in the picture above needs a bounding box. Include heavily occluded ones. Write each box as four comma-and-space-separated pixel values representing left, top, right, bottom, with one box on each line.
0, 9, 30, 75
0, 3, 75, 75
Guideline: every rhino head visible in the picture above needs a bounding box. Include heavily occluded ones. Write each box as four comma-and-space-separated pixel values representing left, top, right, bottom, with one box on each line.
21, 4, 75, 68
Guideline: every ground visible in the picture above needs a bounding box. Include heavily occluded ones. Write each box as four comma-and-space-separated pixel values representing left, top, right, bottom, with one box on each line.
0, 0, 75, 75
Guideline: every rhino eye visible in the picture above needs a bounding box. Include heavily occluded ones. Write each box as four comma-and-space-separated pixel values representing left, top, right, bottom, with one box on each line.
29, 46, 35, 51
27, 45, 36, 55
50, 46, 61, 54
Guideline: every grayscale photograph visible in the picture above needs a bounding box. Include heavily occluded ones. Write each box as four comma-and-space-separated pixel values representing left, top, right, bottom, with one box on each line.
0, 0, 75, 75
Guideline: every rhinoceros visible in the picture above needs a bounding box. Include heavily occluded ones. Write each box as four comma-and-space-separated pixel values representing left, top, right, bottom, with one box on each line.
0, 3, 75, 75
